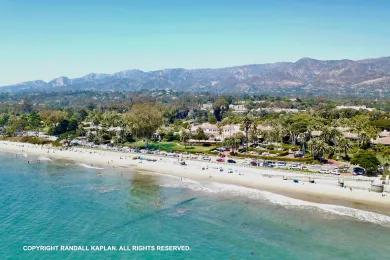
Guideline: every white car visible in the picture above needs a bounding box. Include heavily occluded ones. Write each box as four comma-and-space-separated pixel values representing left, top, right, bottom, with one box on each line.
331, 169, 340, 175
289, 164, 302, 170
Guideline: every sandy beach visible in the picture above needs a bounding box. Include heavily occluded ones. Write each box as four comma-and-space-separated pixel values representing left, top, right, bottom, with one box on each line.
1, 140, 390, 215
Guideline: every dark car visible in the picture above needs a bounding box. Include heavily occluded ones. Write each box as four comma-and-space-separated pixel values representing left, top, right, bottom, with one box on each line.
250, 161, 258, 166
227, 159, 236, 164
352, 167, 366, 175
263, 161, 274, 167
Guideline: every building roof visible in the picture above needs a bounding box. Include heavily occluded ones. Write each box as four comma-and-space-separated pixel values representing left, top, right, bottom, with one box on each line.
311, 130, 322, 137
379, 130, 390, 138
336, 127, 350, 132
190, 123, 219, 131
343, 132, 359, 140
372, 136, 390, 146
257, 124, 273, 131
335, 105, 374, 111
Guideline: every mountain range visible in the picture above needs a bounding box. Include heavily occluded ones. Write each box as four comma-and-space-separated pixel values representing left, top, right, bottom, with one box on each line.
2, 57, 390, 98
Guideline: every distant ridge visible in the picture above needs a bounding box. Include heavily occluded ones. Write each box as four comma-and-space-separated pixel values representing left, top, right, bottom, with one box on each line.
2, 57, 390, 98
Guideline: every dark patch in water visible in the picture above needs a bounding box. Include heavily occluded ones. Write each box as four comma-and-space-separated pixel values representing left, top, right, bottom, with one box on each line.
92, 197, 197, 239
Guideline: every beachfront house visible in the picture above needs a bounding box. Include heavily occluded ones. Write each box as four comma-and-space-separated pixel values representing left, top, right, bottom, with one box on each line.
229, 104, 248, 113
21, 131, 58, 141
256, 108, 300, 113
189, 123, 275, 142
190, 123, 243, 141
200, 103, 213, 111
335, 105, 375, 111
310, 128, 359, 140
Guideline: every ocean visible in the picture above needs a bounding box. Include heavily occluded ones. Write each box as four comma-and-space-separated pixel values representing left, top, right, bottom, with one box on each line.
0, 152, 390, 259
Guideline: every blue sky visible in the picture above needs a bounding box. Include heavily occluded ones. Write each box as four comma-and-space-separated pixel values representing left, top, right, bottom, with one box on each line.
0, 0, 389, 85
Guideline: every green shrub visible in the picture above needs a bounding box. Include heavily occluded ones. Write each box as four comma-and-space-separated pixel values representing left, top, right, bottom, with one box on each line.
235, 153, 314, 163
351, 151, 380, 176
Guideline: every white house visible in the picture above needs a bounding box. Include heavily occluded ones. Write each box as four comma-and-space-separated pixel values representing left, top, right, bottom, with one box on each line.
335, 105, 374, 111
200, 103, 213, 111
229, 104, 248, 113
190, 123, 243, 140
256, 108, 300, 113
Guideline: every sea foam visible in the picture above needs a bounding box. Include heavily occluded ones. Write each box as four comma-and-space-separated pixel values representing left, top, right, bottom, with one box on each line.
161, 178, 390, 227
37, 156, 52, 161
78, 163, 104, 170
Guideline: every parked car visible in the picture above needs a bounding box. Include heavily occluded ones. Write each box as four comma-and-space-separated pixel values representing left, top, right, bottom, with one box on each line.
202, 156, 211, 161
352, 167, 366, 175
250, 161, 258, 166
262, 161, 274, 167
331, 169, 340, 175
275, 161, 287, 168
227, 159, 236, 164
216, 158, 225, 163
289, 164, 301, 170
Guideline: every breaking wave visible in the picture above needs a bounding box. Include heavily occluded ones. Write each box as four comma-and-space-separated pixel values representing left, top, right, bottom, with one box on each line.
37, 156, 52, 161
78, 163, 104, 170
161, 178, 390, 227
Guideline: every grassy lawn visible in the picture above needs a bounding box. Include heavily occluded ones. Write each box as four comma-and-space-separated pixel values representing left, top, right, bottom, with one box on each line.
127, 141, 218, 154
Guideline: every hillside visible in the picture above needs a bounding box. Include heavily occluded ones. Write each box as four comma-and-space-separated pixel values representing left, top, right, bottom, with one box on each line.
2, 57, 390, 98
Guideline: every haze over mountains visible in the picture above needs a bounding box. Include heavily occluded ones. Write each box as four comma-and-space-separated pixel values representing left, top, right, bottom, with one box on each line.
2, 57, 390, 98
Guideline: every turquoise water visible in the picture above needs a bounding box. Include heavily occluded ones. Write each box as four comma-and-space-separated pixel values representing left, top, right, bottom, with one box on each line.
1, 152, 390, 259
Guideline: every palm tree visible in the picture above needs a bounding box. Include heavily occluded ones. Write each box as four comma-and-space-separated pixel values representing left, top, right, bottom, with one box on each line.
180, 130, 191, 147
249, 124, 259, 146
357, 126, 378, 149
357, 130, 371, 149
320, 127, 341, 146
268, 125, 285, 143
223, 137, 236, 154
223, 133, 244, 154
308, 138, 329, 161
242, 116, 253, 151
297, 131, 311, 155
216, 122, 223, 139
337, 137, 351, 159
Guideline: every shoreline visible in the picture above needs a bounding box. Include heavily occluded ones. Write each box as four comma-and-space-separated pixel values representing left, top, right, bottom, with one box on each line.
1, 140, 390, 216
